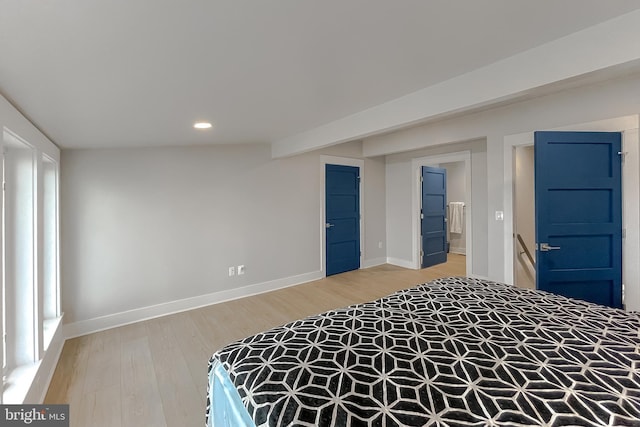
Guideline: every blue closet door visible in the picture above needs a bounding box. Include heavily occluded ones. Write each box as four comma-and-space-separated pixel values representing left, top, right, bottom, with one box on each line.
421, 166, 447, 268
535, 131, 622, 308
326, 164, 360, 276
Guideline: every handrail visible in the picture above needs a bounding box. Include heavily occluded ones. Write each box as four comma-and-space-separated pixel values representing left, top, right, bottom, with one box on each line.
516, 234, 536, 270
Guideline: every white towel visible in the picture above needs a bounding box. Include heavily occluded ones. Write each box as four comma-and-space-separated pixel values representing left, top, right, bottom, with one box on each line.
449, 202, 464, 234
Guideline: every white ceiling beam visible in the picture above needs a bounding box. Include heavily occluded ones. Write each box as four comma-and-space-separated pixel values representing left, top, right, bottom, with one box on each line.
271, 9, 640, 158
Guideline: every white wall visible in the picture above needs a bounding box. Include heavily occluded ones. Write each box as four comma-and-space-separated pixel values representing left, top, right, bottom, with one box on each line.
60, 141, 386, 327
367, 72, 640, 303
385, 140, 487, 275
54, 70, 640, 331
362, 155, 387, 264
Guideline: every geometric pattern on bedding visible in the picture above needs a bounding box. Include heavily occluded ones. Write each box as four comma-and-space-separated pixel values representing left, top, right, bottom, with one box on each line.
207, 277, 640, 426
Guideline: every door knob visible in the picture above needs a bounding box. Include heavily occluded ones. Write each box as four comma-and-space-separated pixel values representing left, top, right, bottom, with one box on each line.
539, 243, 560, 252
325, 223, 335, 228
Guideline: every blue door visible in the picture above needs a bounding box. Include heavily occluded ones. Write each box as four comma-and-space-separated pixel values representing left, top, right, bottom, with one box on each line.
421, 166, 447, 268
326, 164, 360, 276
535, 131, 622, 308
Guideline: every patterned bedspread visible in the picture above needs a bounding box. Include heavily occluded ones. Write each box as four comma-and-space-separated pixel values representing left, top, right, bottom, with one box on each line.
207, 277, 640, 426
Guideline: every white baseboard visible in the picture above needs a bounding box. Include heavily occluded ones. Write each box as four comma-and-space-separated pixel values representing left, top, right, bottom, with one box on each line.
469, 273, 493, 281
387, 257, 416, 269
362, 257, 387, 268
64, 270, 324, 339
450, 247, 466, 255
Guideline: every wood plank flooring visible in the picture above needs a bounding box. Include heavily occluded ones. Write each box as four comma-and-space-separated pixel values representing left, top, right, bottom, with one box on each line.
45, 255, 466, 427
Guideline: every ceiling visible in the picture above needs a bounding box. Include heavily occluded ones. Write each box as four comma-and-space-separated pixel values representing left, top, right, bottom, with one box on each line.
1, 1, 639, 149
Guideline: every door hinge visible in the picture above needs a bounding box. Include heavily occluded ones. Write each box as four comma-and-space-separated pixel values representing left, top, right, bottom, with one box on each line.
618, 151, 627, 163
420, 250, 424, 258
622, 228, 626, 239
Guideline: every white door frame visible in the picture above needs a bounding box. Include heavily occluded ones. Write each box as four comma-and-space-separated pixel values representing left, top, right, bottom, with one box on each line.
411, 151, 472, 274
320, 155, 365, 277
503, 115, 640, 311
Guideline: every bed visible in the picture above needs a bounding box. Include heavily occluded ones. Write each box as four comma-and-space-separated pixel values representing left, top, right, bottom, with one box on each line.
206, 277, 640, 426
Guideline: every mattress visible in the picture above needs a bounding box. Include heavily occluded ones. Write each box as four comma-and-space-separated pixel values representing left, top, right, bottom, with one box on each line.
206, 277, 640, 426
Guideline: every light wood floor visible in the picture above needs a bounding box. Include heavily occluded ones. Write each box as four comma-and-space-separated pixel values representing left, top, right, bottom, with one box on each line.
45, 255, 466, 427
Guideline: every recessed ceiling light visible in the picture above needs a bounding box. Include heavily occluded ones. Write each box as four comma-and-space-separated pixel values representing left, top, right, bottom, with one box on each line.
194, 122, 212, 129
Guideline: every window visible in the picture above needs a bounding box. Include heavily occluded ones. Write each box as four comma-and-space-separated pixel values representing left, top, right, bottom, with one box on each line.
1, 128, 60, 403
3, 132, 36, 370
42, 155, 59, 349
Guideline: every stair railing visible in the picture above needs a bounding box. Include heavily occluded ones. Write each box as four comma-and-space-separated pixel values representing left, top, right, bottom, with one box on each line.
516, 234, 536, 271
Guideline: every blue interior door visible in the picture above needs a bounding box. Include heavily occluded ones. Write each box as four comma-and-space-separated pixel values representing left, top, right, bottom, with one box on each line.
421, 166, 447, 268
535, 131, 622, 308
326, 164, 360, 276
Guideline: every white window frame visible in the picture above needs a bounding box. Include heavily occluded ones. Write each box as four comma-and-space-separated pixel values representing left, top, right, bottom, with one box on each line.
1, 126, 62, 403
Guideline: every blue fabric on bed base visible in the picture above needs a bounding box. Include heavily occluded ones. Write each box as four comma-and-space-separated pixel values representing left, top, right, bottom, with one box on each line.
207, 360, 255, 427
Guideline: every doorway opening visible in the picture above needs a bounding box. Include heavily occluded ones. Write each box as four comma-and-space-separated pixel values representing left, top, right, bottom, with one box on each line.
513, 145, 536, 290
411, 151, 472, 275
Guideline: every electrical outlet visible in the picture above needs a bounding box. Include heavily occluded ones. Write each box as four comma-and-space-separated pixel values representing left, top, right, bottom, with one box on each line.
228, 266, 235, 276
237, 265, 245, 275
378, 241, 383, 249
